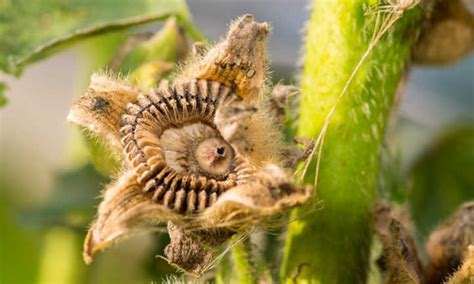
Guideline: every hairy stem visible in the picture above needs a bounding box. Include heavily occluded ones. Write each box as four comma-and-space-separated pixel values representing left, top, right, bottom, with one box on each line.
281, 1, 423, 283
232, 238, 257, 284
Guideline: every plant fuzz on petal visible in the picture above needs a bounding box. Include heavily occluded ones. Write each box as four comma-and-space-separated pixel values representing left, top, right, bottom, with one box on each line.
83, 171, 176, 264
68, 73, 139, 151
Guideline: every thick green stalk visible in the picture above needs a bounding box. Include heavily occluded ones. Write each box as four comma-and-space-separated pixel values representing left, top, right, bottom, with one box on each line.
281, 1, 422, 283
215, 254, 232, 284
231, 239, 257, 284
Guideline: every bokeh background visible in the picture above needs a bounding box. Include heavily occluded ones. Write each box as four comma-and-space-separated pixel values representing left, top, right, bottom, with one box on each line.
1, 1, 473, 283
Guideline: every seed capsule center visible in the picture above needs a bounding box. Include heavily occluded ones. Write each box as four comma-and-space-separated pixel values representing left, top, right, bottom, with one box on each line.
195, 138, 234, 177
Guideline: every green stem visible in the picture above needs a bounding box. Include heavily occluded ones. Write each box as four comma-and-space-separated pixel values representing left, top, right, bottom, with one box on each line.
232, 238, 257, 284
281, 1, 423, 283
215, 253, 232, 284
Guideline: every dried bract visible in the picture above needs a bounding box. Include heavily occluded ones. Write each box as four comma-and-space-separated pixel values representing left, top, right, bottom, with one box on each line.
68, 14, 310, 275
179, 14, 270, 102
67, 74, 139, 151
445, 245, 474, 284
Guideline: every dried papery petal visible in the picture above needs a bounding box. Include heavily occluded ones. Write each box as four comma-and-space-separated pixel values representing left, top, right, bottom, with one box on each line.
68, 73, 139, 150
373, 203, 423, 284
83, 172, 181, 264
446, 245, 474, 284
179, 14, 269, 102
425, 201, 474, 284
214, 96, 283, 166
201, 164, 311, 229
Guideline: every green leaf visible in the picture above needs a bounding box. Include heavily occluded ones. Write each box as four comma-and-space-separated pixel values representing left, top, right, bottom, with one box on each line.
119, 18, 188, 72
0, 0, 195, 106
0, 0, 191, 74
117, 17, 189, 90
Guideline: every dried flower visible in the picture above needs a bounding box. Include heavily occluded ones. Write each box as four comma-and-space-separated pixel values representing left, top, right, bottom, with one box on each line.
67, 14, 310, 275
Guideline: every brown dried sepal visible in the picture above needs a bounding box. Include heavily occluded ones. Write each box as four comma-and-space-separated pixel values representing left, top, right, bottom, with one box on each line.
214, 97, 284, 167
179, 14, 269, 102
445, 245, 474, 284
414, 0, 474, 65
83, 171, 178, 263
202, 165, 311, 230
164, 222, 234, 276
373, 202, 423, 284
425, 201, 474, 284
68, 73, 139, 151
